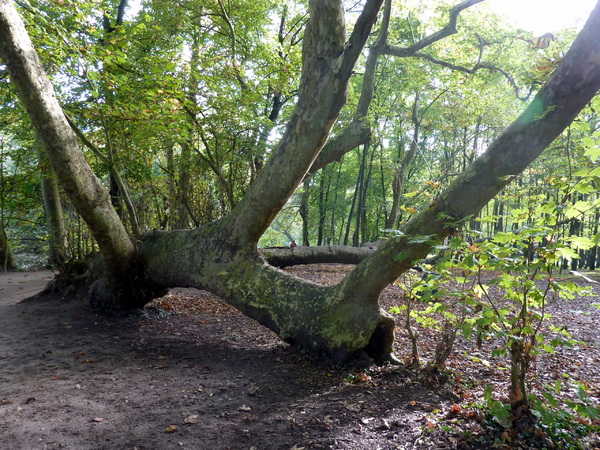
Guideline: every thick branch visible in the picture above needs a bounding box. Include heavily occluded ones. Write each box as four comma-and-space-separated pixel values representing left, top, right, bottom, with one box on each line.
226, 0, 384, 246
260, 245, 375, 268
383, 0, 485, 57
308, 119, 372, 173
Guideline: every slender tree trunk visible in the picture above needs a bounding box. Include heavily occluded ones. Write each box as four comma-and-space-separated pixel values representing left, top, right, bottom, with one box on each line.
317, 169, 331, 246
299, 178, 311, 246
175, 141, 192, 229
385, 94, 421, 229
493, 199, 505, 233
344, 152, 360, 246
353, 144, 369, 246
385, 139, 405, 230
330, 161, 343, 244
361, 143, 377, 243
37, 144, 68, 266
0, 219, 16, 272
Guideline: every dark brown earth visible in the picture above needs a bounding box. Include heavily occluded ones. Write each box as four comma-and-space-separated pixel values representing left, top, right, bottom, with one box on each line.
1, 264, 599, 449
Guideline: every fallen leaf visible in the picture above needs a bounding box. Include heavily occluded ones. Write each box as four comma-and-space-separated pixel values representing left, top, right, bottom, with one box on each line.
462, 410, 477, 420
449, 404, 462, 415
165, 425, 178, 433
183, 415, 199, 424
91, 417, 104, 422
25, 397, 36, 404
1, 398, 12, 404
344, 403, 361, 412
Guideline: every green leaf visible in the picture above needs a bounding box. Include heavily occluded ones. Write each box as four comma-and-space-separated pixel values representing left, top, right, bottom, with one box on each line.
541, 344, 556, 354
389, 305, 406, 314
556, 247, 580, 260
583, 143, 600, 159
567, 236, 593, 250
407, 235, 436, 244
493, 232, 516, 244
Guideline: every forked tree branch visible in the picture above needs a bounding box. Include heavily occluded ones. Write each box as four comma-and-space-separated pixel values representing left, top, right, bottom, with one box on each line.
311, 0, 485, 173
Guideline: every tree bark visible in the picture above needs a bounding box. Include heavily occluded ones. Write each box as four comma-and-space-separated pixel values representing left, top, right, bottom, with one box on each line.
299, 179, 311, 246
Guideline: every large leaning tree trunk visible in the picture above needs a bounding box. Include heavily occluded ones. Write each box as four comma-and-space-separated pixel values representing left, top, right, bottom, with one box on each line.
2, 0, 600, 363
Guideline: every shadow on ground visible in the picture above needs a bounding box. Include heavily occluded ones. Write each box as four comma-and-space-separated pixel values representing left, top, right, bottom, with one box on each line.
0, 277, 452, 449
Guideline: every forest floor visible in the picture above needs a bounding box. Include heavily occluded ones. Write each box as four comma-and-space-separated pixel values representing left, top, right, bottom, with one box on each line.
1, 264, 599, 449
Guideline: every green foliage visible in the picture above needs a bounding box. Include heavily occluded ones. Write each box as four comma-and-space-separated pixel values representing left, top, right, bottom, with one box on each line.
460, 167, 598, 435
3, 0, 599, 275
390, 144, 599, 439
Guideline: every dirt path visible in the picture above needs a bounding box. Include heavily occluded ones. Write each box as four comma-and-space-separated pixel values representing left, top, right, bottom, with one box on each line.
0, 271, 56, 305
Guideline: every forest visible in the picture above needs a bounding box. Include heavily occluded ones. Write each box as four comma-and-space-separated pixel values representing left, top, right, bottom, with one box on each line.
1, 0, 600, 448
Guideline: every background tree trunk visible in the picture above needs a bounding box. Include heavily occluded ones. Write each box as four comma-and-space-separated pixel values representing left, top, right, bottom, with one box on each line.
37, 144, 68, 266
0, 219, 16, 271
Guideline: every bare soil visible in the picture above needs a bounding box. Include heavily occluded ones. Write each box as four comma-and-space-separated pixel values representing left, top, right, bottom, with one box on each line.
0, 264, 599, 449
0, 270, 56, 304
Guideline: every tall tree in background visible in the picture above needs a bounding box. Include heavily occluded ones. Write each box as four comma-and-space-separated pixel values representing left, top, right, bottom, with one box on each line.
1, 0, 600, 364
